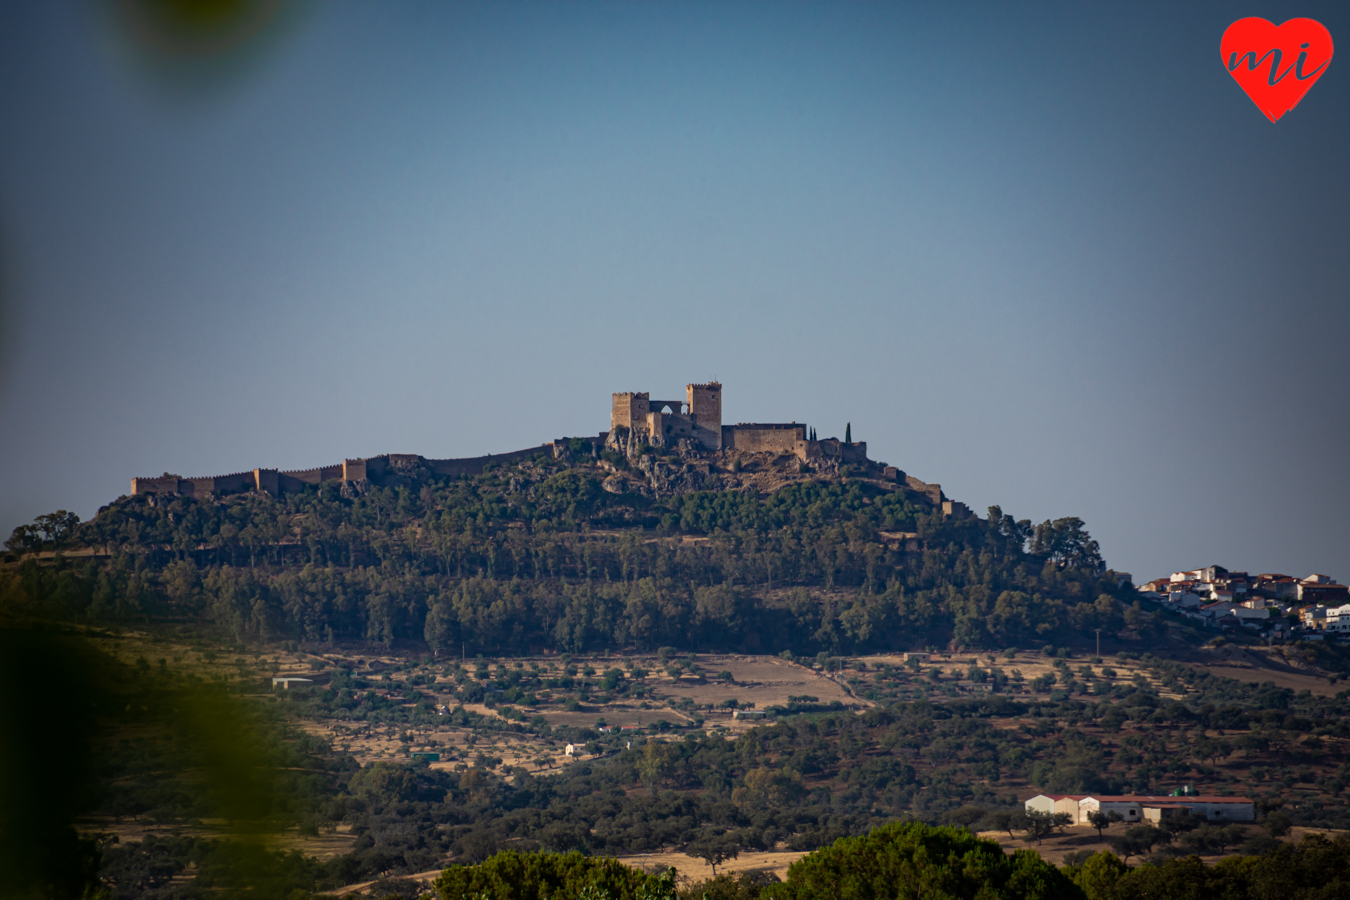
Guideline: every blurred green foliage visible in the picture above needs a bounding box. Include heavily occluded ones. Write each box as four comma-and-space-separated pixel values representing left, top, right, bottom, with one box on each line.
0, 623, 330, 898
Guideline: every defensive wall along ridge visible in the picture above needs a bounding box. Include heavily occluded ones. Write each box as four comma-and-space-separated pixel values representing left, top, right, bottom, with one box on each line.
130, 440, 603, 500
131, 380, 965, 514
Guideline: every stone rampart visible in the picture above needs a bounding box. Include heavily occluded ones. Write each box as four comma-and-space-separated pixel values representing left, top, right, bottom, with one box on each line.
130, 476, 189, 496
905, 474, 943, 506
277, 465, 342, 493
786, 437, 869, 464
191, 471, 255, 499
723, 423, 807, 453
131, 440, 575, 500
423, 444, 556, 477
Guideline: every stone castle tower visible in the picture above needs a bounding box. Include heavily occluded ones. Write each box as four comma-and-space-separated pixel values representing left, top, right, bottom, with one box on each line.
608, 380, 872, 468
685, 382, 722, 450
610, 382, 722, 451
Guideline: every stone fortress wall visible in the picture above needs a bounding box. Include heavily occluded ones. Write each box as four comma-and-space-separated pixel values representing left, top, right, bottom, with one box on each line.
131, 442, 602, 501
132, 381, 959, 512
722, 423, 806, 454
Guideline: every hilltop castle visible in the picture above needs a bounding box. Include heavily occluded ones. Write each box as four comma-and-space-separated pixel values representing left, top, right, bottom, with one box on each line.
132, 381, 874, 500
609, 381, 868, 464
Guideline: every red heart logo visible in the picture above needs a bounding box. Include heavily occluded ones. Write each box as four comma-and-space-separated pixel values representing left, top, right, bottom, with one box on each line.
1222, 18, 1333, 122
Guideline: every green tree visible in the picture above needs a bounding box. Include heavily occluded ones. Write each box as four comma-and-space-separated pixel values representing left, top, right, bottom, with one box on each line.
349, 763, 421, 803
738, 766, 806, 809
770, 821, 1082, 900
1086, 810, 1122, 838
1107, 855, 1215, 900
978, 809, 1022, 840
637, 741, 673, 795
1028, 518, 1103, 571
677, 871, 776, 900
1066, 851, 1128, 900
1264, 811, 1292, 838
1021, 811, 1073, 844
1108, 825, 1168, 863
685, 833, 739, 877
5, 524, 42, 554
433, 850, 676, 900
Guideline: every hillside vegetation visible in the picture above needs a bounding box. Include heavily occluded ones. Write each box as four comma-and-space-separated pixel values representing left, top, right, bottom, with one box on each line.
3, 446, 1134, 655
8, 449, 1350, 899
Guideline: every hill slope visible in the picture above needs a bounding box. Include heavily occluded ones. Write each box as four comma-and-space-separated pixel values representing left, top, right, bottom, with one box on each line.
3, 442, 1132, 654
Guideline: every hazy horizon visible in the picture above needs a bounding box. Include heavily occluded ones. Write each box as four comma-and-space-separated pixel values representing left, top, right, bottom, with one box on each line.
1, 1, 1347, 584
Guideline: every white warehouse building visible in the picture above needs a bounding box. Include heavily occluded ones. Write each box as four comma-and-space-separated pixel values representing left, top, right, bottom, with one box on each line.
1024, 794, 1255, 824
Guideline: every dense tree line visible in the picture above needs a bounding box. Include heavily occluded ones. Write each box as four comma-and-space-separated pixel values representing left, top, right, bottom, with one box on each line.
1067, 835, 1350, 900
88, 814, 1350, 900
2, 454, 1134, 655
428, 826, 1350, 900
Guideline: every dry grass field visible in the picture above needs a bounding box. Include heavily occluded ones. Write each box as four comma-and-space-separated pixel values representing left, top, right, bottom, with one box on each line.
288, 649, 866, 771
75, 625, 1341, 781
617, 848, 807, 883
657, 654, 857, 708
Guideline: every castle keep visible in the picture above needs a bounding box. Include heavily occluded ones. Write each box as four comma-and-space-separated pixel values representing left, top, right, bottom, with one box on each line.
132, 381, 877, 500
610, 382, 723, 450
608, 381, 868, 464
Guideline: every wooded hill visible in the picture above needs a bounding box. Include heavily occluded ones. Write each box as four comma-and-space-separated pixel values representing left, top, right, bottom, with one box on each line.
2, 444, 1136, 655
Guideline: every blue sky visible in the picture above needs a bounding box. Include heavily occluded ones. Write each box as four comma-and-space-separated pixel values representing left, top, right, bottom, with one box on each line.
1, 1, 1347, 582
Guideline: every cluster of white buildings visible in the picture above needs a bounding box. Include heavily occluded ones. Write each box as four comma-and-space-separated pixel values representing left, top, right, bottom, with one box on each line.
1025, 793, 1256, 825
1136, 566, 1347, 638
